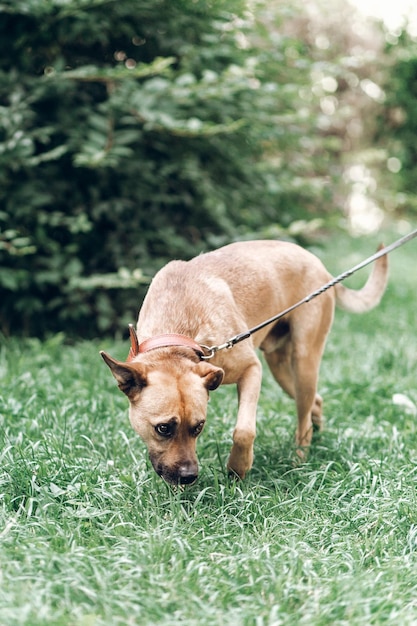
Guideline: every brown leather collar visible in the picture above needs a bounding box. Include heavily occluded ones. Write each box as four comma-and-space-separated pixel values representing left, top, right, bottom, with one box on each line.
139, 334, 204, 356
126, 325, 204, 361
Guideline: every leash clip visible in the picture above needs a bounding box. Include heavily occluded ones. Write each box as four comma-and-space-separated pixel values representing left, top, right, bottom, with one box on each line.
200, 333, 248, 360
200, 344, 218, 360
200, 341, 232, 359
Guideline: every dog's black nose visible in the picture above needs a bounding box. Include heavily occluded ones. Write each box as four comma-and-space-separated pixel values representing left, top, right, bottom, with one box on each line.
178, 465, 198, 485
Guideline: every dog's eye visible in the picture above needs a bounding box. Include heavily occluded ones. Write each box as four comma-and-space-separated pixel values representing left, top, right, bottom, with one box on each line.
193, 421, 205, 437
155, 423, 174, 438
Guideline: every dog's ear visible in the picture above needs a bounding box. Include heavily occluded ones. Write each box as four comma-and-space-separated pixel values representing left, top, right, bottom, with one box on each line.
100, 351, 147, 398
194, 361, 224, 391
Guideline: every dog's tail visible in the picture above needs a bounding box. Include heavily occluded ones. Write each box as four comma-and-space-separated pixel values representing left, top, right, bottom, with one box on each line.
334, 245, 389, 313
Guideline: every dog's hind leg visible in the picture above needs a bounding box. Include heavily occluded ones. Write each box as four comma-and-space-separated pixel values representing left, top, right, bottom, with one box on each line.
264, 328, 327, 452
292, 355, 321, 453
265, 347, 322, 455
263, 327, 323, 418
262, 321, 324, 429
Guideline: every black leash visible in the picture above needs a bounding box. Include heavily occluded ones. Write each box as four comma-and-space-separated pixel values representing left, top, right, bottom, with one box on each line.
200, 228, 417, 359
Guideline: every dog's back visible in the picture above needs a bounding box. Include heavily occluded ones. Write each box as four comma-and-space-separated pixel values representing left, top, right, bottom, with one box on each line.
137, 240, 388, 342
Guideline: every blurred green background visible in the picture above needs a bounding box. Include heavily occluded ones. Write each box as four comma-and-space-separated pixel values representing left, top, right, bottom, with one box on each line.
1, 0, 416, 337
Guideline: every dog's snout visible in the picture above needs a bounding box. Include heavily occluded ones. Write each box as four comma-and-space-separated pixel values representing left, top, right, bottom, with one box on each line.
150, 455, 199, 485
177, 464, 198, 485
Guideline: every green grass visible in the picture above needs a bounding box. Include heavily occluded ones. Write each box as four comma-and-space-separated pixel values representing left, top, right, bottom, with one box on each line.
1, 227, 417, 626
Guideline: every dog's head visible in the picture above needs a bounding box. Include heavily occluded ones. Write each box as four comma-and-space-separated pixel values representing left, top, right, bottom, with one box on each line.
100, 351, 224, 485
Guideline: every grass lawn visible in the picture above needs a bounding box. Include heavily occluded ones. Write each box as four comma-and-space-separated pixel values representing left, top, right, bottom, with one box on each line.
1, 227, 417, 626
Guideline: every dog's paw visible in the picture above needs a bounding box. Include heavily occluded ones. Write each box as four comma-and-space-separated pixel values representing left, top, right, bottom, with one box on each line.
227, 466, 244, 481
312, 414, 324, 432
226, 446, 253, 480
311, 394, 324, 430
290, 445, 310, 468
226, 460, 248, 480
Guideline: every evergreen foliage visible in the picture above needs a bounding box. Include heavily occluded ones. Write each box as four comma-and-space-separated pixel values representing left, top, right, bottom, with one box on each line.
0, 0, 390, 336
375, 31, 417, 215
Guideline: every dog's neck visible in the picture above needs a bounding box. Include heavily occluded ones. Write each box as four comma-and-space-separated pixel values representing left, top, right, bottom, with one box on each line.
127, 327, 204, 361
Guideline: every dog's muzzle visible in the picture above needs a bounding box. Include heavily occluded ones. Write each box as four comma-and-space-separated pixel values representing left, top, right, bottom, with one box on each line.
152, 459, 198, 486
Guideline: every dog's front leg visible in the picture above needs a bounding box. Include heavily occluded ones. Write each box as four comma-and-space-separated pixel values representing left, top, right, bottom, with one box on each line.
227, 359, 262, 479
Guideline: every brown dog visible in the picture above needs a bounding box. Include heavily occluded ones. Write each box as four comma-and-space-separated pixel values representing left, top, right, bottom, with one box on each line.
101, 240, 388, 484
